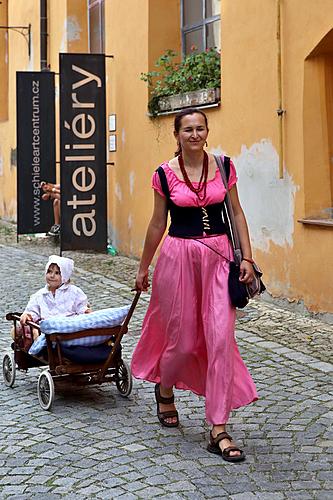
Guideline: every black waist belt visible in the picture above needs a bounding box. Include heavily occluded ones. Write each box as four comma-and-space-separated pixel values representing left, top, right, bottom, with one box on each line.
168, 202, 227, 237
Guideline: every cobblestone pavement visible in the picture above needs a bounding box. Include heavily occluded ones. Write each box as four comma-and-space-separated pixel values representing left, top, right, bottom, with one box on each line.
1, 221, 332, 365
0, 233, 333, 498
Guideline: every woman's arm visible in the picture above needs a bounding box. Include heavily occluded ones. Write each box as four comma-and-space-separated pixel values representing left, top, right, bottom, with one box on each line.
229, 185, 255, 284
135, 191, 168, 291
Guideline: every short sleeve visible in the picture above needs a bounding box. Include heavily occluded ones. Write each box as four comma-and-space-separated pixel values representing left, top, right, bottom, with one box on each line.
151, 170, 166, 198
228, 159, 238, 190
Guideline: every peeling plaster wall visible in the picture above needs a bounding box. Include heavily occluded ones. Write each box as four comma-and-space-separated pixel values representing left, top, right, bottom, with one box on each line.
60, 19, 68, 52
67, 0, 88, 53
233, 140, 298, 252
115, 183, 122, 202
0, 149, 3, 176
210, 140, 298, 253
129, 171, 135, 196
67, 16, 82, 42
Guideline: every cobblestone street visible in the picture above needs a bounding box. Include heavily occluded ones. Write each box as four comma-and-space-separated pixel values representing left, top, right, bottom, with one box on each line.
0, 232, 332, 499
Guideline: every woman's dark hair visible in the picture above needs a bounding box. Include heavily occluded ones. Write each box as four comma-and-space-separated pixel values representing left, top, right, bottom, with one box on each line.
174, 108, 209, 156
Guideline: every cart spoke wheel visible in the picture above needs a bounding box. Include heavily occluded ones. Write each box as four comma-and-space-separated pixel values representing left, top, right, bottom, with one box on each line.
2, 353, 16, 387
37, 370, 55, 411
115, 360, 133, 397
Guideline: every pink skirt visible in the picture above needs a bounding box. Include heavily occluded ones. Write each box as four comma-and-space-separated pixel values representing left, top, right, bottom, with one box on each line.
131, 234, 258, 424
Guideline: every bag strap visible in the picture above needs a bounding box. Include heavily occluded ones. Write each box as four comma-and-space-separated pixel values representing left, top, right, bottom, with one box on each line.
220, 157, 232, 243
187, 237, 232, 262
214, 155, 243, 265
223, 156, 231, 183
156, 166, 170, 200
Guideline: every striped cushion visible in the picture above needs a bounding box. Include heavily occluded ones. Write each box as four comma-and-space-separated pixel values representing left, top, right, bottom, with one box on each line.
40, 306, 130, 334
28, 306, 130, 356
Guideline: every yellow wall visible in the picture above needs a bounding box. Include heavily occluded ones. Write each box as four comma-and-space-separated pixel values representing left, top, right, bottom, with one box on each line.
105, 0, 182, 254
49, 0, 67, 73
0, 0, 333, 314
0, 0, 9, 122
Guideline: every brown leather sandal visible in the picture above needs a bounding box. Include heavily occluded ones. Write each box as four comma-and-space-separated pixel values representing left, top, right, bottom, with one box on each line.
207, 431, 245, 463
154, 383, 179, 428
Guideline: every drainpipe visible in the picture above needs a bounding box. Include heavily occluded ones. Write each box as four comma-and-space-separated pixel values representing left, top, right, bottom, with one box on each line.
40, 0, 48, 70
276, 0, 285, 178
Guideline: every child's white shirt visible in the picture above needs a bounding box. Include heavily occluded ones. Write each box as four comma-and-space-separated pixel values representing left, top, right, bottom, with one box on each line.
23, 283, 88, 322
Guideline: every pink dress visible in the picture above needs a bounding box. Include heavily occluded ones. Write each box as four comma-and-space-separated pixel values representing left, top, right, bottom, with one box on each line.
131, 159, 258, 424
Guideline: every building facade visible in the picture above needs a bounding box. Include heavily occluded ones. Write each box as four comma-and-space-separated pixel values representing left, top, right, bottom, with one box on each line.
0, 0, 332, 315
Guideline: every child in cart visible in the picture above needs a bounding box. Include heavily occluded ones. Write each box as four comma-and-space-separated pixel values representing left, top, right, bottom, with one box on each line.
4, 256, 138, 409
13, 255, 90, 347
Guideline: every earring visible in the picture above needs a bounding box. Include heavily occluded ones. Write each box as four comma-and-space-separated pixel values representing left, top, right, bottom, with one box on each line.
205, 141, 208, 147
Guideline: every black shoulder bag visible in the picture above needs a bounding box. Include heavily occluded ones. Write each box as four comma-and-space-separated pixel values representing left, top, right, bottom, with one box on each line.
214, 155, 266, 308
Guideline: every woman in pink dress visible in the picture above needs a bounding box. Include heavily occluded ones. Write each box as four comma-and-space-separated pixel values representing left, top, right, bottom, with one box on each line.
131, 108, 258, 462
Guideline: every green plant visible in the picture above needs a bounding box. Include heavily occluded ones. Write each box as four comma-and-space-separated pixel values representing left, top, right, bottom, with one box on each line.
141, 47, 221, 115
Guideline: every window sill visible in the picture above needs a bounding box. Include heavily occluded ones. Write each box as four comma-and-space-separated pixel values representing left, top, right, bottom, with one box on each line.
148, 101, 220, 118
298, 218, 333, 227
148, 87, 220, 117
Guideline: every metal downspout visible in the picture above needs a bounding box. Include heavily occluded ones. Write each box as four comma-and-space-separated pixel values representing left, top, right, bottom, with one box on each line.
277, 0, 285, 178
40, 0, 48, 70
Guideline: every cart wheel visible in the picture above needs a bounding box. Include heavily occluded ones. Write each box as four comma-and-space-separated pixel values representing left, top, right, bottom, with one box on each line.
116, 360, 133, 397
37, 370, 55, 410
2, 353, 16, 387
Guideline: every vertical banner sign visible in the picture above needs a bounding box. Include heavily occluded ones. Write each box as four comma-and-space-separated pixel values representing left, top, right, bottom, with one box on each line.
16, 72, 56, 234
59, 53, 107, 252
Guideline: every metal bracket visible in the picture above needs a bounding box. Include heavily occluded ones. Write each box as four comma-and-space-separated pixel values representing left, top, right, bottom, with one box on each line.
0, 23, 31, 58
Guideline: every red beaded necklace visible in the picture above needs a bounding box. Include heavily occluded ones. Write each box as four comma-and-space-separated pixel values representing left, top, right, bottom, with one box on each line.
178, 151, 209, 201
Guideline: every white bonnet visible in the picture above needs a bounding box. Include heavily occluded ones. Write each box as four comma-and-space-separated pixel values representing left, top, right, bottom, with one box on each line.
45, 255, 74, 284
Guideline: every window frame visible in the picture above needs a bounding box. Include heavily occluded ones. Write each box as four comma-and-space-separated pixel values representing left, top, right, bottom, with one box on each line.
181, 0, 220, 56
88, 0, 105, 54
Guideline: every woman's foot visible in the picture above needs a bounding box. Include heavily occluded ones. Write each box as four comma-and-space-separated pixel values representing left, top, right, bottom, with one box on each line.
47, 224, 61, 237
40, 181, 58, 194
154, 384, 179, 427
207, 425, 245, 462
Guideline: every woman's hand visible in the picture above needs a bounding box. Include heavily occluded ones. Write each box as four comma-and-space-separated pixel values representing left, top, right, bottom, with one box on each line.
239, 260, 255, 284
135, 269, 150, 292
20, 313, 32, 325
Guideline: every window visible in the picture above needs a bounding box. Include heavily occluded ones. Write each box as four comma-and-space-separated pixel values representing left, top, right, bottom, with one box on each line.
301, 29, 333, 226
181, 0, 221, 55
88, 0, 105, 53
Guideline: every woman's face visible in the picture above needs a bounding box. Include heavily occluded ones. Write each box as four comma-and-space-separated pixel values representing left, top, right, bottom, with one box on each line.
46, 264, 62, 291
175, 113, 209, 155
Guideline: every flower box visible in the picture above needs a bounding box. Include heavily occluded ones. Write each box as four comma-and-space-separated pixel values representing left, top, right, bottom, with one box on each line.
157, 88, 220, 113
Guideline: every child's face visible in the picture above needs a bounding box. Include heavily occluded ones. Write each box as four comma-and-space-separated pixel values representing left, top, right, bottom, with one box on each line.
46, 264, 62, 291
